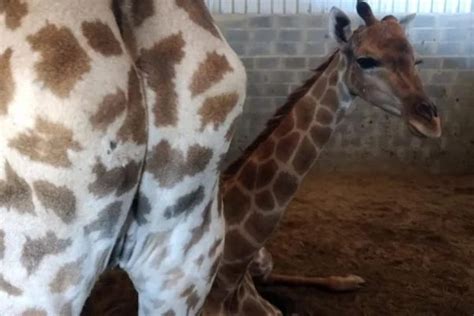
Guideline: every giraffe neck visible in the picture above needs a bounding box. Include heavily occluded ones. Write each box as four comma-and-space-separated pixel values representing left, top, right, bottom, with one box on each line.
225, 50, 354, 203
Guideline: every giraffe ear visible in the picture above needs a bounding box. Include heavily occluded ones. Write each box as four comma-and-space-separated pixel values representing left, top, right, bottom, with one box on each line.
329, 7, 352, 45
399, 13, 416, 29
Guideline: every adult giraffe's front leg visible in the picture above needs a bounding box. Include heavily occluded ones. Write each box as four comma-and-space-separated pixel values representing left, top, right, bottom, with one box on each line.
0, 1, 146, 315
115, 1, 246, 315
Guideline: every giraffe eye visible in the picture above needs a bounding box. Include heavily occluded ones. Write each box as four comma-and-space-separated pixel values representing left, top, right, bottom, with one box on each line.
356, 57, 381, 69
415, 59, 423, 65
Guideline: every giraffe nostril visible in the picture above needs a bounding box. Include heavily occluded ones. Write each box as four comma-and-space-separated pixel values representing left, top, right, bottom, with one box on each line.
416, 103, 436, 122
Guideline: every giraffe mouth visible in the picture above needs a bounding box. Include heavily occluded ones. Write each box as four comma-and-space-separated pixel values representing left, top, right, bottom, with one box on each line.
407, 116, 442, 138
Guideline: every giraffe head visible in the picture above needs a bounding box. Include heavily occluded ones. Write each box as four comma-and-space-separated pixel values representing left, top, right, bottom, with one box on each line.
329, 1, 441, 138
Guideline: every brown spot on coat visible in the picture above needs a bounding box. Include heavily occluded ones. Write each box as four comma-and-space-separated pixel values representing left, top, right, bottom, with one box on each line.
9, 117, 82, 167
138, 33, 185, 127
223, 230, 254, 260
273, 172, 298, 206
183, 201, 212, 255
275, 132, 300, 163
83, 201, 123, 239
90, 89, 127, 131
21, 309, 47, 316
190, 52, 233, 96
146, 140, 212, 188
81, 21, 123, 56
49, 257, 84, 293
27, 24, 91, 98
310, 125, 332, 148
273, 113, 294, 138
163, 310, 176, 316
292, 137, 318, 175
199, 92, 239, 131
311, 76, 327, 100
244, 212, 280, 244
223, 185, 250, 225
0, 273, 22, 296
88, 159, 140, 197
256, 159, 277, 188
0, 0, 27, 30
117, 68, 146, 144
131, 0, 155, 26
315, 107, 334, 125
180, 284, 200, 315
238, 161, 257, 190
255, 190, 275, 211
254, 139, 275, 161
0, 162, 34, 214
320, 89, 339, 112
176, 0, 220, 38
0, 48, 14, 115
34, 180, 76, 224
21, 231, 72, 275
163, 186, 205, 219
294, 96, 315, 130
208, 238, 223, 258
0, 230, 4, 259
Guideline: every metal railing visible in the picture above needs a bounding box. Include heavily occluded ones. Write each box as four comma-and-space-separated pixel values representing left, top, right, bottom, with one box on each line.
206, 0, 474, 14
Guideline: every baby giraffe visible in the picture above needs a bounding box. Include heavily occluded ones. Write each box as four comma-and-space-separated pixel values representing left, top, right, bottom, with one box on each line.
203, 1, 441, 315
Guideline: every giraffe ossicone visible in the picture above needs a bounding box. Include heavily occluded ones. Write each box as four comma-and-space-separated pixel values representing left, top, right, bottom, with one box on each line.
203, 1, 441, 315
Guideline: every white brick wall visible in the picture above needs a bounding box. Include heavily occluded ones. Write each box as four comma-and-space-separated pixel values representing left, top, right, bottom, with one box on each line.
207, 0, 474, 14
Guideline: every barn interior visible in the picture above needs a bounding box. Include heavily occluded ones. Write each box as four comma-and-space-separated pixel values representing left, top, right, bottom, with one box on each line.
83, 1, 474, 315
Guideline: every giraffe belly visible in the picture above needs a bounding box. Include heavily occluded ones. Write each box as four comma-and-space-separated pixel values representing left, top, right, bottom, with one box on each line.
0, 2, 146, 314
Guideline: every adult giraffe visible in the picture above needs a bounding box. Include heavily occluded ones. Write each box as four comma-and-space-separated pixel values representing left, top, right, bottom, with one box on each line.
0, 0, 245, 315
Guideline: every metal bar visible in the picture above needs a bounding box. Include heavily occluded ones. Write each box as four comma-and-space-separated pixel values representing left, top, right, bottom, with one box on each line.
257, 0, 261, 14
283, 0, 287, 14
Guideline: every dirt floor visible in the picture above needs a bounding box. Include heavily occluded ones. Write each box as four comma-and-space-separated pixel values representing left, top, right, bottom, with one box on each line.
82, 173, 474, 316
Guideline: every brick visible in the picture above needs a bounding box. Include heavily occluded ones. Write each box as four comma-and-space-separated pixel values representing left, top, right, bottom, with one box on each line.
253, 29, 277, 42
249, 16, 274, 28
439, 28, 471, 42
248, 84, 288, 98
255, 57, 280, 69
306, 29, 328, 42
442, 58, 469, 69
282, 57, 306, 69
437, 43, 462, 56
278, 29, 303, 42
457, 71, 474, 82
425, 85, 448, 99
215, 17, 248, 29
304, 42, 325, 55
412, 15, 436, 28
413, 42, 437, 56
417, 57, 442, 69
226, 29, 249, 42
247, 42, 272, 56
411, 29, 438, 42
303, 15, 327, 28
430, 71, 456, 84
266, 71, 296, 83
275, 42, 299, 55
438, 14, 473, 28
277, 15, 303, 28
246, 71, 266, 83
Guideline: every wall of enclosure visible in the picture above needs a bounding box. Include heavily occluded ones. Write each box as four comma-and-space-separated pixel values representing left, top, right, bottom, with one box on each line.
215, 12, 474, 174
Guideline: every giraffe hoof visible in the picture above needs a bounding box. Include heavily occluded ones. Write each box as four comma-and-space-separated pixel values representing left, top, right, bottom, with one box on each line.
328, 274, 366, 291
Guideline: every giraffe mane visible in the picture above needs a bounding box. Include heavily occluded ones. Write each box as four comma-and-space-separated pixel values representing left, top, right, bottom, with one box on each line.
223, 50, 340, 179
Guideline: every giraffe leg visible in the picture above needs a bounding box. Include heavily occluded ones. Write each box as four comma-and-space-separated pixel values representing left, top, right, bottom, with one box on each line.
0, 1, 145, 314
261, 274, 366, 291
113, 1, 246, 314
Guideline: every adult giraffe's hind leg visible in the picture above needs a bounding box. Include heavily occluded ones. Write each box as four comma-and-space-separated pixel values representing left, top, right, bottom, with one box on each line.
0, 1, 146, 314
115, 1, 246, 315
